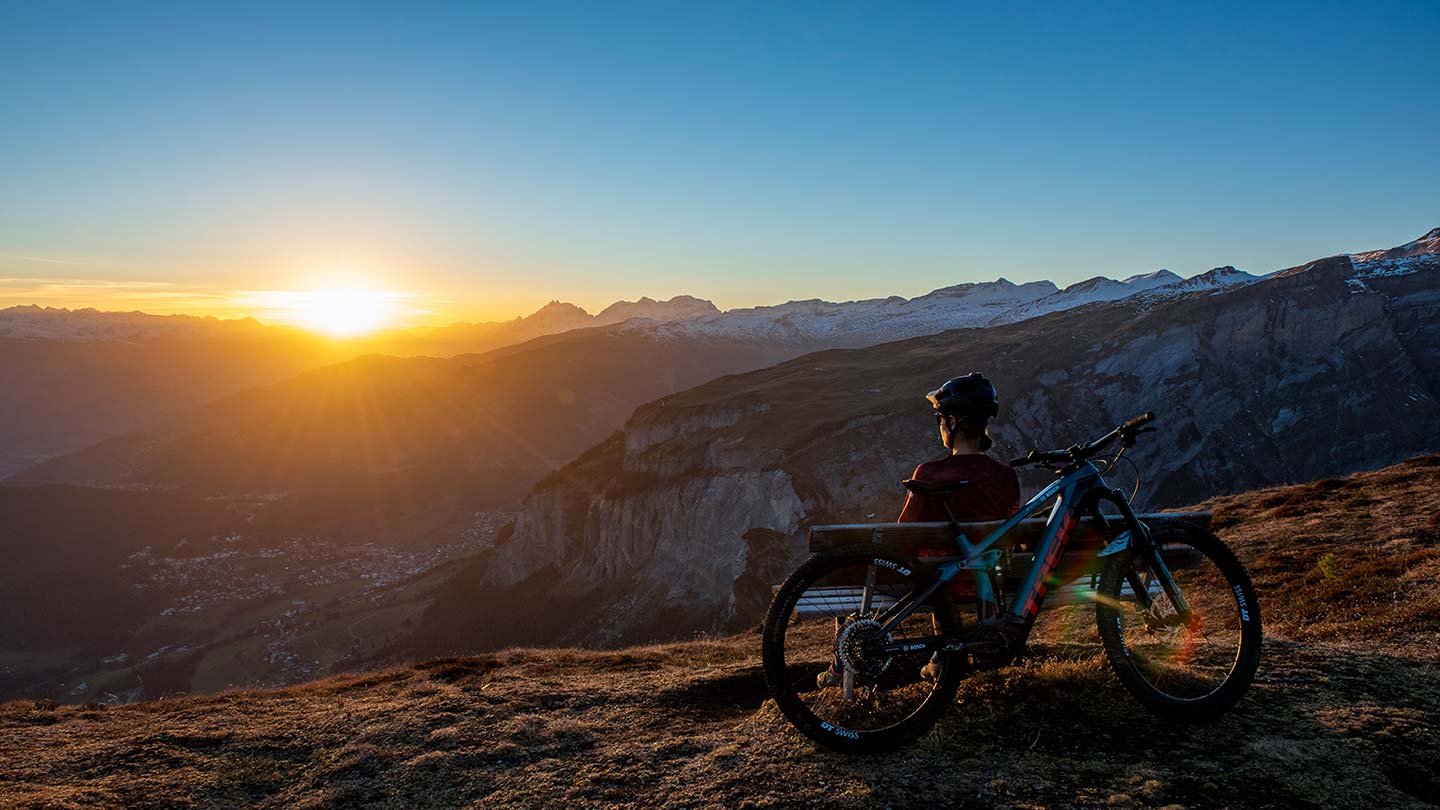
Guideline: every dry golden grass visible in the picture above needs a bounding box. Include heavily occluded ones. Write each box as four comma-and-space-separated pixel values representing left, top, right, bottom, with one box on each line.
3, 456, 1439, 808
1196, 453, 1440, 642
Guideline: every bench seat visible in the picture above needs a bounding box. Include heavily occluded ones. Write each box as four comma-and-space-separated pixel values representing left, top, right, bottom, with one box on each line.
808, 512, 1212, 583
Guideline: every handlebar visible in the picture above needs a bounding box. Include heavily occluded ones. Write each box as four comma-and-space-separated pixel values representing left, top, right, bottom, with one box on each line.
1011, 412, 1156, 468
1120, 412, 1157, 432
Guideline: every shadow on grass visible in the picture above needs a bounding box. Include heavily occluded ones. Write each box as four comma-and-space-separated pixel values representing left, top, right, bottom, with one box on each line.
754, 640, 1439, 808
652, 664, 772, 721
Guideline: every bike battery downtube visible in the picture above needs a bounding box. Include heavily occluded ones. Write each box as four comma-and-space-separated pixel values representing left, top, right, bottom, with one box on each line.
1012, 484, 1080, 621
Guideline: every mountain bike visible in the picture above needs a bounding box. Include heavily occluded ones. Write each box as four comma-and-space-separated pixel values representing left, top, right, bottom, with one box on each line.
761, 413, 1262, 753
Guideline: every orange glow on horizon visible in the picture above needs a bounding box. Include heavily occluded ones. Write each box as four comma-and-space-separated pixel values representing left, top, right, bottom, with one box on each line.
0, 271, 630, 332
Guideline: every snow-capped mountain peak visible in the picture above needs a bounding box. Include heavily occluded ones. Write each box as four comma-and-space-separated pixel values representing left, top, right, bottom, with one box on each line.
913, 278, 1058, 305
637, 275, 1110, 347
1349, 226, 1440, 277
1143, 265, 1260, 298
1122, 269, 1184, 286
1351, 227, 1440, 263
594, 295, 720, 326
987, 268, 1182, 326
0, 305, 269, 342
518, 301, 594, 332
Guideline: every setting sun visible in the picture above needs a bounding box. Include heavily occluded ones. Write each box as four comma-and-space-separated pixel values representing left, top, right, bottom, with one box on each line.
291, 287, 395, 337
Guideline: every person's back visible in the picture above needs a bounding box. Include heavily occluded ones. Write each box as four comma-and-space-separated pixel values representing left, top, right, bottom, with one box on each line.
898, 453, 1019, 523
897, 372, 1020, 524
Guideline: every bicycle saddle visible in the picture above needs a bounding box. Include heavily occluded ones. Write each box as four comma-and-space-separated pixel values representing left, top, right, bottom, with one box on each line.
901, 478, 971, 498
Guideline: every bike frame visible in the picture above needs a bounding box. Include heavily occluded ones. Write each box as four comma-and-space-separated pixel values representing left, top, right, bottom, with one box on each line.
874, 459, 1188, 651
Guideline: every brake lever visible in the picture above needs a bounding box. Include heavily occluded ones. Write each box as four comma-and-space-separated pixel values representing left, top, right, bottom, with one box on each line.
1010, 451, 1039, 467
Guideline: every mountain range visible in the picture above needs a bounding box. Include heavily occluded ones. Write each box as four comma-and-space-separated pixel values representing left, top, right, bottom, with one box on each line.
0, 296, 720, 479
400, 294, 721, 356
622, 266, 1262, 348
0, 262, 1256, 484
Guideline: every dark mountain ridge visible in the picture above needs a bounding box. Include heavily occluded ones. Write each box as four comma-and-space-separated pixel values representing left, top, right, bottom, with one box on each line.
0, 296, 719, 479
0, 331, 357, 479
6, 332, 794, 511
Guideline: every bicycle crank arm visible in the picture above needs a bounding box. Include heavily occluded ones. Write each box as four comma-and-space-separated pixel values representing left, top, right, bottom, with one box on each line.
877, 636, 951, 656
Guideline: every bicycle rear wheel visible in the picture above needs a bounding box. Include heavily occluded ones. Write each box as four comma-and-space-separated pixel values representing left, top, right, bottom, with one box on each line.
761, 547, 964, 754
1096, 521, 1261, 720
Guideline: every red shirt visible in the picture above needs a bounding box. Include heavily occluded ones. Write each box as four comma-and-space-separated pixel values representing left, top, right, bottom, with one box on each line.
897, 453, 1021, 523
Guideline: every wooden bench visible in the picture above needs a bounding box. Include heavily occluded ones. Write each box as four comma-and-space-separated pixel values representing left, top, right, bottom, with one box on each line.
795, 512, 1210, 612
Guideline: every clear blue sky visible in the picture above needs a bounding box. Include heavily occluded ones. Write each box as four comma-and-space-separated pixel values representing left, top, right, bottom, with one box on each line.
2, 1, 1437, 322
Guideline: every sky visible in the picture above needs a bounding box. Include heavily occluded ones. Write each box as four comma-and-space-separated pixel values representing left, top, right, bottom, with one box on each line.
2, 1, 1437, 327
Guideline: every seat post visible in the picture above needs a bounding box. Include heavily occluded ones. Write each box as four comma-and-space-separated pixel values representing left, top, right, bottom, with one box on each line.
939, 498, 961, 534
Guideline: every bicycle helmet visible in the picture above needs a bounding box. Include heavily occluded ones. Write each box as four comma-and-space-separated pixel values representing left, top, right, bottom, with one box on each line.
926, 373, 999, 419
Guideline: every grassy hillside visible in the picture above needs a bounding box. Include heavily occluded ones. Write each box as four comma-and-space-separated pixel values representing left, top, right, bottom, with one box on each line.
3, 456, 1438, 808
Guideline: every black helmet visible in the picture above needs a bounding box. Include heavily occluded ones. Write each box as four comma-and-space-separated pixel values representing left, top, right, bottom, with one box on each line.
926, 373, 999, 419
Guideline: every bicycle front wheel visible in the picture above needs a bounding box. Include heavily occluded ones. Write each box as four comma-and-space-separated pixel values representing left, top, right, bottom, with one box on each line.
1096, 521, 1261, 720
762, 547, 964, 754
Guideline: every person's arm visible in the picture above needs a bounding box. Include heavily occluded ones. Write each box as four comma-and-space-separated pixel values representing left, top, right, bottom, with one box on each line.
1004, 469, 1022, 516
896, 464, 926, 522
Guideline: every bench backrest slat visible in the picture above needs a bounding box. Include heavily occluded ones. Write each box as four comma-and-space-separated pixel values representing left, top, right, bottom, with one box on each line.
808, 512, 1211, 555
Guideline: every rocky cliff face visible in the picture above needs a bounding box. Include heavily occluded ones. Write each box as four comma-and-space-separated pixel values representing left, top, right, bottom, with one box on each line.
415, 248, 1440, 654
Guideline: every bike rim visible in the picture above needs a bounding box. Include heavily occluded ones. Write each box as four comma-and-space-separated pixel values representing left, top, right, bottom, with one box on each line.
777, 557, 951, 734
1111, 542, 1245, 701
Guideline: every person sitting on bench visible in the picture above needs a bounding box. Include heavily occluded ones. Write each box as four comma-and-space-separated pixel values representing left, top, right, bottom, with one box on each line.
898, 372, 1020, 523
903, 373, 1021, 683
817, 373, 1022, 689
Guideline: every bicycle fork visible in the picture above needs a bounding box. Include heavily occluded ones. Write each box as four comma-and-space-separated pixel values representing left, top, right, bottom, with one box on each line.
1094, 488, 1193, 621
